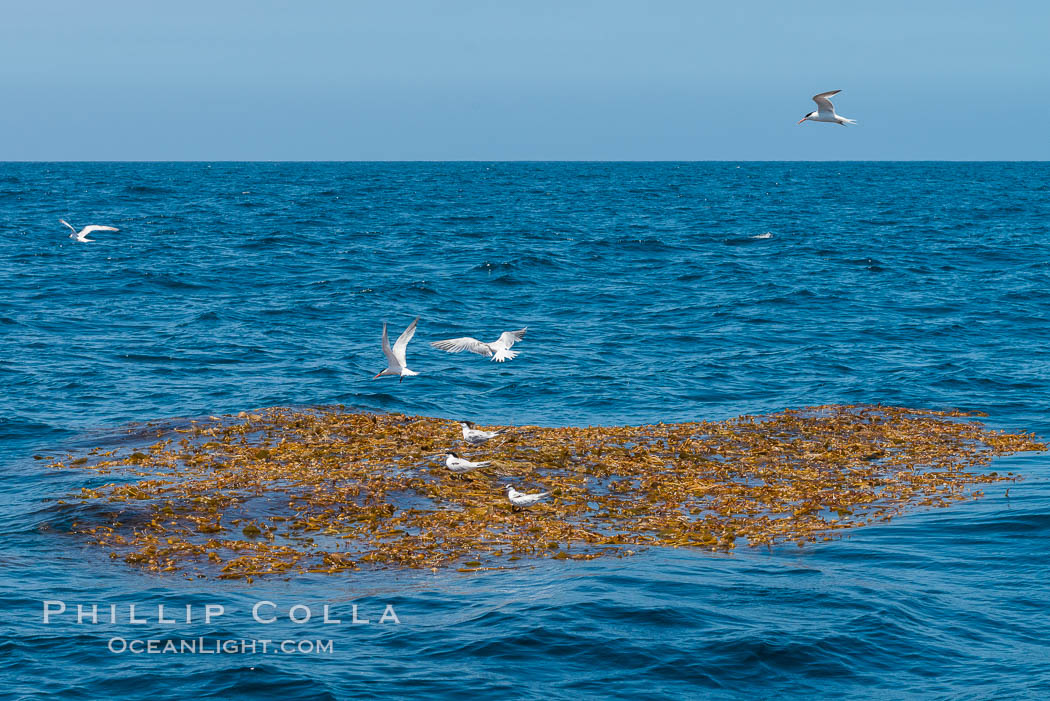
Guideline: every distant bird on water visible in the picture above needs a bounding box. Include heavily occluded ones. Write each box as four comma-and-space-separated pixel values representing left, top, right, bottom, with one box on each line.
461, 421, 500, 444
505, 485, 549, 509
60, 219, 119, 243
373, 316, 420, 382
797, 90, 856, 126
431, 327, 527, 362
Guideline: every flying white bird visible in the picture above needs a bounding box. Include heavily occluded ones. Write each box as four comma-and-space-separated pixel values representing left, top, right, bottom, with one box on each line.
461, 421, 500, 444
505, 485, 549, 509
444, 452, 490, 474
373, 317, 420, 382
797, 90, 856, 126
430, 327, 527, 363
60, 219, 119, 243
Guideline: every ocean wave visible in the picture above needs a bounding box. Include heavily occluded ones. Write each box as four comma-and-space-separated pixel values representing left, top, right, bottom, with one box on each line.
123, 185, 173, 194
723, 233, 774, 245
0, 416, 63, 441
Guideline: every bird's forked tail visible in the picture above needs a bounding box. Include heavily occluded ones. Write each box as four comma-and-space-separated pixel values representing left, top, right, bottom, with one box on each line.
491, 348, 519, 362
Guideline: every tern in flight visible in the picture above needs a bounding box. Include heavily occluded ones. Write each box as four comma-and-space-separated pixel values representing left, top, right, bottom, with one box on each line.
797, 90, 856, 126
373, 317, 420, 382
430, 327, 527, 362
504, 485, 549, 510
460, 421, 500, 444
444, 452, 490, 474
60, 219, 119, 243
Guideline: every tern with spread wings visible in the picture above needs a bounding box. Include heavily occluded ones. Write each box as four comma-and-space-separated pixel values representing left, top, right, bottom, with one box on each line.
797, 90, 856, 126
430, 327, 527, 362
373, 317, 420, 382
60, 219, 119, 243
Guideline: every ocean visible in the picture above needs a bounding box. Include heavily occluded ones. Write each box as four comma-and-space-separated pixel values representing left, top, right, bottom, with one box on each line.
1, 162, 1048, 699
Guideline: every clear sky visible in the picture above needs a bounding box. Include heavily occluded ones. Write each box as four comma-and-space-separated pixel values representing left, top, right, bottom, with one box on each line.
2, 1, 1047, 160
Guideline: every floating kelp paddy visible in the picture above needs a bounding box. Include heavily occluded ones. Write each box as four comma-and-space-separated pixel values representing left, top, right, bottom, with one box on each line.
50, 405, 1044, 580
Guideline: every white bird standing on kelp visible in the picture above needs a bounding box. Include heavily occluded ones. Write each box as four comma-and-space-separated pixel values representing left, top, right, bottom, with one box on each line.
797, 90, 856, 126
431, 328, 527, 362
373, 316, 420, 382
505, 485, 549, 509
461, 421, 500, 444
444, 452, 490, 474
60, 219, 119, 243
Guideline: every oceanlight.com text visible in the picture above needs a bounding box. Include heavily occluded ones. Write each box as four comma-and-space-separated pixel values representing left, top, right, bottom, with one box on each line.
107, 637, 335, 655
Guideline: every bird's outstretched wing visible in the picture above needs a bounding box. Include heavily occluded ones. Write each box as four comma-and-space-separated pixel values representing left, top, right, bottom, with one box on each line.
430, 337, 492, 356
392, 316, 419, 365
812, 90, 841, 116
497, 327, 527, 348
59, 219, 77, 234
380, 322, 396, 366
81, 225, 119, 235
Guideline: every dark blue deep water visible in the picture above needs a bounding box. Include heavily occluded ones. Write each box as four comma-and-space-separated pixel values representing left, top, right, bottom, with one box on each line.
2, 162, 1050, 699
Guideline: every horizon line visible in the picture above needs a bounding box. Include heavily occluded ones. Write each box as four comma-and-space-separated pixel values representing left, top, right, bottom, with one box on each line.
2, 159, 1049, 164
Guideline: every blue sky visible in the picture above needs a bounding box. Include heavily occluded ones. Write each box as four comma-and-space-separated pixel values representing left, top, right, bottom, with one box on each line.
1, 1, 1046, 160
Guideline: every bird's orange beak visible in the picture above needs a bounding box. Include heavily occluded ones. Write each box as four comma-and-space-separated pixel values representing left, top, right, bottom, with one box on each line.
797, 117, 807, 124
372, 372, 382, 379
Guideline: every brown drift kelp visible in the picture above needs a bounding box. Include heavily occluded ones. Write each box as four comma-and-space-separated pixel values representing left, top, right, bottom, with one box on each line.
50, 405, 1044, 580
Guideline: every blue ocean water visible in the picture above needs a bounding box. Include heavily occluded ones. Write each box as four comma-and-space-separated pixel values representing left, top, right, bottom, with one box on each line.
1, 162, 1049, 699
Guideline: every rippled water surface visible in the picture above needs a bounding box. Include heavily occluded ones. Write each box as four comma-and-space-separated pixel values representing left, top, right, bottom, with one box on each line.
2, 162, 1049, 699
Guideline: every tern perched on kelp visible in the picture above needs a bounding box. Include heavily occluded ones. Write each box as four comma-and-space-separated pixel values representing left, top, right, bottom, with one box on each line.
461, 421, 500, 444
60, 219, 119, 242
505, 485, 549, 509
431, 327, 527, 362
444, 452, 490, 474
797, 90, 856, 126
373, 317, 420, 382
